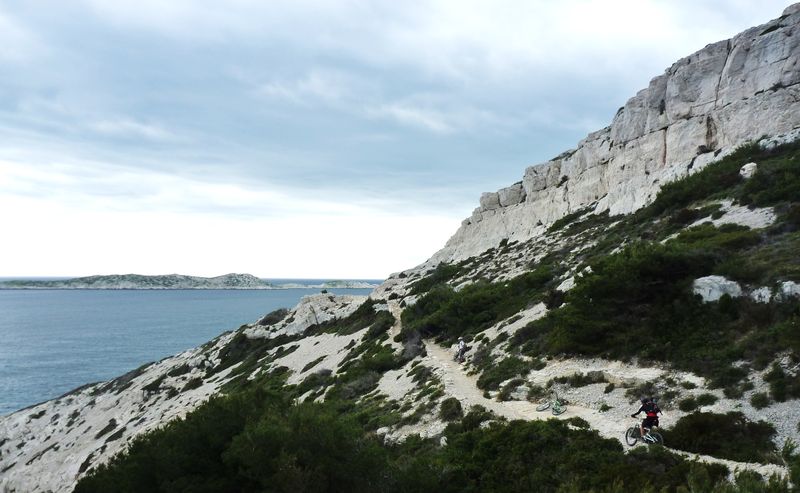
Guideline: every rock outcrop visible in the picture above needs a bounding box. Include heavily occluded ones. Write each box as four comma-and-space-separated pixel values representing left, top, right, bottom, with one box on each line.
692, 275, 743, 302
431, 4, 800, 264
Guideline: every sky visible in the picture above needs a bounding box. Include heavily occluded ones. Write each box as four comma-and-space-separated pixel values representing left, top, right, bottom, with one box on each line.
0, 1, 792, 279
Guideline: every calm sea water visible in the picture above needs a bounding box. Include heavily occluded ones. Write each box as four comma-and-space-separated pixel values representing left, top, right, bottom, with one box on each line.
0, 287, 374, 415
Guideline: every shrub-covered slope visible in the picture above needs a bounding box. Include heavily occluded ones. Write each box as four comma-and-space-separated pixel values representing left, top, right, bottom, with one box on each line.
70, 139, 800, 493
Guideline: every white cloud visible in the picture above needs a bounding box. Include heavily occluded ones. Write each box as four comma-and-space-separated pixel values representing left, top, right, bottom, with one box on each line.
0, 8, 40, 62
254, 70, 364, 107
0, 158, 459, 278
368, 102, 455, 134
89, 119, 177, 141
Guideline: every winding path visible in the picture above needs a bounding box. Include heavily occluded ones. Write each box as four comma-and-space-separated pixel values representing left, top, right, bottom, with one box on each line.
387, 301, 789, 480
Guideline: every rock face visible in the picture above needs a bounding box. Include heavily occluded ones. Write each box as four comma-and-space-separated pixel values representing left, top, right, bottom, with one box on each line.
431, 4, 800, 264
245, 293, 367, 338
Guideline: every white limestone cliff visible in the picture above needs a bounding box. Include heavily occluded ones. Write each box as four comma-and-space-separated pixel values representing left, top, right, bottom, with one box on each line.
431, 4, 800, 264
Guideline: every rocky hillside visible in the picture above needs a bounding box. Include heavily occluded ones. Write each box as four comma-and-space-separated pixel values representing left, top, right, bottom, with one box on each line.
1, 5, 800, 493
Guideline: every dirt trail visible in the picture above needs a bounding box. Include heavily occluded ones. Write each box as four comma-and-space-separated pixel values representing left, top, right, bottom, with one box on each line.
420, 331, 788, 480
385, 300, 788, 478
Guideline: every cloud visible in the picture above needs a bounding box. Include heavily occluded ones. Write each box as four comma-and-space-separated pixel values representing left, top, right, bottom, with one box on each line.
253, 70, 366, 107
0, 156, 461, 278
89, 119, 177, 141
0, 0, 794, 277
0, 8, 40, 62
367, 102, 454, 134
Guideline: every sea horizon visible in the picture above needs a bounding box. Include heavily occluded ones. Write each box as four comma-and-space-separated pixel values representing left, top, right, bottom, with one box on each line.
0, 286, 375, 415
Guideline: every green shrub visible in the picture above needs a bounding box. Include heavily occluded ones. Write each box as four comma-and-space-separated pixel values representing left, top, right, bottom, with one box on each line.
401, 265, 554, 344
550, 371, 606, 388
751, 392, 771, 409
439, 397, 463, 421
181, 377, 203, 392
498, 378, 525, 401
678, 397, 698, 412
664, 412, 777, 463
763, 363, 800, 402
409, 263, 463, 294
476, 357, 533, 390
695, 393, 718, 407
739, 142, 800, 207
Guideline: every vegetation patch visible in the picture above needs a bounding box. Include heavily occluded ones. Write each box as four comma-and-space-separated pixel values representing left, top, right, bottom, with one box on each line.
409, 263, 464, 295
664, 412, 777, 464
181, 377, 203, 393
549, 371, 606, 388
764, 363, 800, 402
400, 264, 555, 345
476, 357, 534, 391
76, 388, 775, 493
306, 299, 393, 336
439, 397, 463, 421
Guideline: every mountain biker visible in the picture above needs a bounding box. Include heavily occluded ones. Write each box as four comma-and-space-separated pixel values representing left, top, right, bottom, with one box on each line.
631, 397, 661, 439
455, 337, 467, 362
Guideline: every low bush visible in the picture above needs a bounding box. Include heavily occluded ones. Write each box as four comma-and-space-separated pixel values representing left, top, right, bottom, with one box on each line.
695, 393, 719, 407
439, 397, 463, 421
665, 412, 777, 463
409, 263, 463, 295
678, 397, 698, 412
497, 378, 526, 401
751, 392, 771, 409
549, 371, 606, 388
476, 357, 533, 390
764, 363, 800, 402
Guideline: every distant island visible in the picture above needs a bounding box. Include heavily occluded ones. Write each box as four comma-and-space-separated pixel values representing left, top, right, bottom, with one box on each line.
0, 273, 381, 290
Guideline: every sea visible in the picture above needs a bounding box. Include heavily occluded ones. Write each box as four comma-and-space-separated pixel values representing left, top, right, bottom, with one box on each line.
0, 280, 379, 416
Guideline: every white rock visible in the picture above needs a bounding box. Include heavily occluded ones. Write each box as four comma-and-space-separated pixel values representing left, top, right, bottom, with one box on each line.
779, 281, 800, 300
740, 162, 758, 179
750, 287, 773, 303
693, 276, 743, 302
557, 276, 576, 292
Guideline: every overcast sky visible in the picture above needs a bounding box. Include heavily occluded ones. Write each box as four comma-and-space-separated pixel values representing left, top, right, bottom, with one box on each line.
0, 1, 791, 279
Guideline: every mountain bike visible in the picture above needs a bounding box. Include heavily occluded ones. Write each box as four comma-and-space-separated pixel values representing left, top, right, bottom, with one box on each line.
535, 391, 566, 415
625, 421, 663, 446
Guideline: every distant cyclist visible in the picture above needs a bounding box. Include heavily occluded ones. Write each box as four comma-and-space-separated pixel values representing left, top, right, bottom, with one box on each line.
631, 397, 662, 439
455, 337, 467, 363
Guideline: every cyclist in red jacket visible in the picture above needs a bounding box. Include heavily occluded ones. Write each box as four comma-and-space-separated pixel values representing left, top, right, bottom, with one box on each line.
631, 397, 662, 438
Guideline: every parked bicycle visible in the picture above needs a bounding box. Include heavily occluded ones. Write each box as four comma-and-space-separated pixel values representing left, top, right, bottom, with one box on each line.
624, 421, 663, 446
535, 391, 566, 416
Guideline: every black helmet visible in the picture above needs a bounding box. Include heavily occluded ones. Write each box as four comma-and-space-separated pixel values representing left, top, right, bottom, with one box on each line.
640, 397, 650, 404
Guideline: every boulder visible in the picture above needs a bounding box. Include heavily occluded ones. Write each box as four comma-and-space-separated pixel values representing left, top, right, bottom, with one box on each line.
750, 287, 772, 303
498, 183, 526, 207
479, 192, 501, 211
739, 162, 758, 179
779, 281, 800, 300
692, 276, 743, 302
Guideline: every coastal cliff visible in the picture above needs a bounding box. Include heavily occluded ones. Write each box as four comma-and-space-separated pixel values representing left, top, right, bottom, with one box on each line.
430, 3, 800, 264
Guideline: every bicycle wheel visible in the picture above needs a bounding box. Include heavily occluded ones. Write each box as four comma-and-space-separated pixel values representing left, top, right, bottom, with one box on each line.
551, 401, 566, 416
624, 427, 639, 446
536, 400, 551, 411
649, 432, 663, 445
